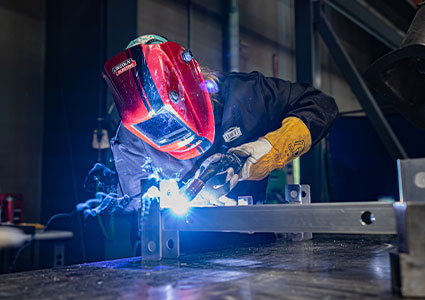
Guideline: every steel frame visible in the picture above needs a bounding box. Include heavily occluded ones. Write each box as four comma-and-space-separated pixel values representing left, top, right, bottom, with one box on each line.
312, 1, 408, 161
324, 0, 404, 50
142, 185, 396, 261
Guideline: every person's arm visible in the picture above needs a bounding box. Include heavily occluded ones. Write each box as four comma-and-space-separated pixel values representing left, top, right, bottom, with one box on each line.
111, 123, 156, 211
230, 72, 339, 180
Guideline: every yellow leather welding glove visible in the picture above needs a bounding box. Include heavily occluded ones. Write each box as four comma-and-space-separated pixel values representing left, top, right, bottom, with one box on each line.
229, 117, 312, 181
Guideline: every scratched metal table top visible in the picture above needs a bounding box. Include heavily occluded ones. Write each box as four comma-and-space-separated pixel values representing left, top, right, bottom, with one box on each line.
0, 235, 400, 300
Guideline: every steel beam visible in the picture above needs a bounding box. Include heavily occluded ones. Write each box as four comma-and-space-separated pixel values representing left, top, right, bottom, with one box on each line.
162, 202, 396, 235
325, 0, 404, 50
314, 1, 408, 161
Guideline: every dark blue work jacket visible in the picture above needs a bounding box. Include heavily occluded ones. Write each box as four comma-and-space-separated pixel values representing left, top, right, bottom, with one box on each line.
110, 71, 338, 202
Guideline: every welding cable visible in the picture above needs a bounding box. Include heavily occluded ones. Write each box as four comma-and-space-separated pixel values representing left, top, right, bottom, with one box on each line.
8, 210, 78, 273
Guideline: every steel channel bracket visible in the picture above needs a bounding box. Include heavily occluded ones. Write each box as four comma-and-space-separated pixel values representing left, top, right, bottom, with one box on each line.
285, 184, 312, 241
141, 200, 180, 261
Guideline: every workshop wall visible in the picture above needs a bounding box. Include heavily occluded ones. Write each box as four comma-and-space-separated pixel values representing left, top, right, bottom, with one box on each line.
0, 1, 46, 222
137, 0, 389, 113
320, 7, 390, 115
137, 0, 223, 71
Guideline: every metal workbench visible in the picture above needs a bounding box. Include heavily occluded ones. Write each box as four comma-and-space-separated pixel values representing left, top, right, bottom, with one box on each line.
0, 235, 400, 299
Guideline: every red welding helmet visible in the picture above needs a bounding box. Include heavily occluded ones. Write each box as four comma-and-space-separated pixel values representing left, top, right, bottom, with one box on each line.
103, 35, 215, 160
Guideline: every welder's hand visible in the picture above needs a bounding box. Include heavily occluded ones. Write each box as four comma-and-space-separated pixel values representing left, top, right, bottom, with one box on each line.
83, 163, 118, 193
228, 138, 272, 181
229, 117, 312, 181
192, 153, 238, 206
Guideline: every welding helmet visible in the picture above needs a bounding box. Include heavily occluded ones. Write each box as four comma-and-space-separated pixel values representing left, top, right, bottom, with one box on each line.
103, 34, 215, 160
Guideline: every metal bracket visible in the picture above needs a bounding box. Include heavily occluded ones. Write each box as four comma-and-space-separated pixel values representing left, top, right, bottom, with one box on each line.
53, 242, 65, 268
285, 184, 312, 241
141, 201, 180, 261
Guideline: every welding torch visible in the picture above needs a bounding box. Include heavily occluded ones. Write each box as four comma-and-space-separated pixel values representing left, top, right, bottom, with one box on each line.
183, 152, 246, 202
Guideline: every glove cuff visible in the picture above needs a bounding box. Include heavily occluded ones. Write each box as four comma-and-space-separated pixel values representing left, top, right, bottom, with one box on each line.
263, 116, 312, 168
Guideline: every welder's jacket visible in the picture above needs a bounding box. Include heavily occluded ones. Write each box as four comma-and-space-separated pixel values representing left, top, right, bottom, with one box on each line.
111, 71, 338, 202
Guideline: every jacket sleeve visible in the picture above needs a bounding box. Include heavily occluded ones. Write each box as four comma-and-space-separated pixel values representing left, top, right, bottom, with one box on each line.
110, 123, 153, 198
254, 72, 338, 145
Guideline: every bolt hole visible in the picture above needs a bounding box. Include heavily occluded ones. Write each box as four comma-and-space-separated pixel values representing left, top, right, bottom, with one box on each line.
301, 191, 307, 198
290, 190, 298, 198
360, 211, 375, 225
167, 239, 174, 249
147, 241, 156, 252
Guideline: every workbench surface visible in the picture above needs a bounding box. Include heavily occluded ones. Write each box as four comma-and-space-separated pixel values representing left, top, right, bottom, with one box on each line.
0, 235, 400, 299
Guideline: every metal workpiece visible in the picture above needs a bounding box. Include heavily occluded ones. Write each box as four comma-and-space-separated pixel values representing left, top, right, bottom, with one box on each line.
141, 201, 166, 261
142, 182, 395, 262
391, 202, 425, 297
285, 184, 311, 204
391, 158, 425, 297
142, 200, 180, 261
397, 158, 425, 203
394, 202, 425, 256
162, 202, 396, 235
284, 184, 312, 241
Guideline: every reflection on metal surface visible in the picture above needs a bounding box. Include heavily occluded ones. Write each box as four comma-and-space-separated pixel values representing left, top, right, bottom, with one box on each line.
207, 258, 262, 267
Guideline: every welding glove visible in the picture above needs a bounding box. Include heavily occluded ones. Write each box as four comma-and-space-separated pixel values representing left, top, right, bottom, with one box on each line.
191, 153, 239, 206
229, 117, 312, 181
83, 163, 118, 194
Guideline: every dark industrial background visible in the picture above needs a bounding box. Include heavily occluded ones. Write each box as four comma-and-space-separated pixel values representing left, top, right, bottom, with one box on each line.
1, 0, 423, 267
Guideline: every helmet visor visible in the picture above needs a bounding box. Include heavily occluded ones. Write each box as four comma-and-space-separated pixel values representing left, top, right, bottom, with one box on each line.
132, 109, 193, 147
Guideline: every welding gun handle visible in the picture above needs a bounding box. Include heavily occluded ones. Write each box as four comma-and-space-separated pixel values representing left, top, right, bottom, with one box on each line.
221, 152, 247, 175
198, 152, 246, 183
198, 161, 226, 183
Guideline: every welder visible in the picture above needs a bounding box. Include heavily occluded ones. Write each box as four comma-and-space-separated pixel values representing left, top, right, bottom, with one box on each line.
102, 34, 338, 209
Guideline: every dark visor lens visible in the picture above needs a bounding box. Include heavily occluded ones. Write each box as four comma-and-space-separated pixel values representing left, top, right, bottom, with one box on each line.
133, 111, 191, 146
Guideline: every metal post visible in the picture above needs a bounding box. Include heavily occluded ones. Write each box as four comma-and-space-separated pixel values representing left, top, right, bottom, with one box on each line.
295, 0, 320, 87
223, 0, 239, 72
